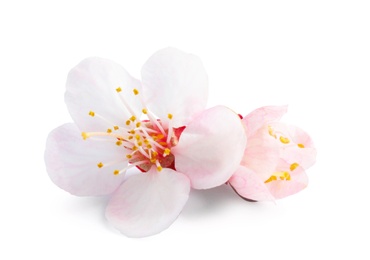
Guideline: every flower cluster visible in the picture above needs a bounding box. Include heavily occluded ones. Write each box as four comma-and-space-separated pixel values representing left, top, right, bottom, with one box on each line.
45, 48, 316, 237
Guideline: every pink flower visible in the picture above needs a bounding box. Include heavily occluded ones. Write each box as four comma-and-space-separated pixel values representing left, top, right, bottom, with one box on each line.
228, 106, 316, 201
45, 48, 246, 237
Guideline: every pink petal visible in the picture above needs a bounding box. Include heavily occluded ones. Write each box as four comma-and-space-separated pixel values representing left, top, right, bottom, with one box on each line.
229, 166, 274, 201
105, 167, 190, 238
243, 105, 287, 137
270, 122, 317, 169
265, 159, 309, 199
141, 47, 208, 127
172, 106, 247, 189
65, 57, 142, 132
45, 123, 126, 196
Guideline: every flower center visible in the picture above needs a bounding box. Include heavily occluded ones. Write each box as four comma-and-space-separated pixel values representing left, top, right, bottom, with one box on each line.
81, 87, 184, 175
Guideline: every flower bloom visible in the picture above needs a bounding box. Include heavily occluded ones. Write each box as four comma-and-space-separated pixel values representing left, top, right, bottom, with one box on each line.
228, 106, 316, 201
45, 48, 246, 237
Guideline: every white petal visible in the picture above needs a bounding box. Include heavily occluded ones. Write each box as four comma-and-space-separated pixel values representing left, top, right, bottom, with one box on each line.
141, 47, 208, 127
105, 167, 190, 237
45, 123, 127, 196
172, 106, 247, 189
65, 57, 142, 131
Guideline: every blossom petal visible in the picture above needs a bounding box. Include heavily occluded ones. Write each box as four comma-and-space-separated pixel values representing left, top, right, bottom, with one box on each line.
229, 166, 274, 201
270, 122, 317, 169
65, 57, 142, 131
141, 47, 208, 127
105, 168, 190, 238
265, 165, 309, 199
45, 123, 127, 196
243, 105, 287, 137
172, 106, 247, 189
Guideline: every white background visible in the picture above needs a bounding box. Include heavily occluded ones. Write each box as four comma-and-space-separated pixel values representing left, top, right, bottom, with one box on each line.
1, 0, 369, 259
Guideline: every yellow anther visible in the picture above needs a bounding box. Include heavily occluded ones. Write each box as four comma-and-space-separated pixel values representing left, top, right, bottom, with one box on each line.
126, 154, 132, 159
265, 175, 277, 183
290, 163, 299, 171
279, 136, 290, 144
128, 135, 133, 140
135, 134, 141, 140
116, 140, 123, 146
113, 170, 119, 175
130, 116, 136, 122
268, 126, 277, 138
114, 126, 119, 130
97, 162, 104, 168
150, 158, 157, 163
81, 132, 89, 140
164, 148, 171, 156
107, 128, 112, 133
142, 108, 148, 114
130, 130, 135, 134
137, 141, 143, 146
157, 166, 163, 172
168, 113, 173, 120
136, 122, 141, 128
116, 87, 122, 92
126, 120, 131, 126
147, 144, 152, 149
159, 142, 167, 146
144, 139, 150, 145
132, 146, 138, 151
133, 88, 139, 95
88, 111, 95, 117
298, 143, 305, 148
152, 151, 158, 157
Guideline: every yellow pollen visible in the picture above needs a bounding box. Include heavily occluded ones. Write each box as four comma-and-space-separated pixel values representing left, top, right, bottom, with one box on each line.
265, 175, 277, 183
88, 111, 95, 117
265, 171, 291, 183
130, 130, 136, 134
157, 166, 163, 172
114, 126, 119, 130
126, 154, 132, 159
132, 146, 138, 151
152, 151, 158, 157
116, 140, 122, 146
116, 87, 122, 92
97, 162, 104, 168
128, 135, 133, 140
81, 132, 89, 140
268, 126, 277, 138
130, 116, 136, 122
159, 142, 167, 146
168, 113, 173, 120
298, 143, 305, 148
144, 139, 150, 145
136, 122, 141, 128
135, 134, 141, 140
113, 170, 119, 175
142, 108, 148, 114
137, 141, 143, 146
126, 120, 131, 126
279, 136, 290, 144
290, 163, 299, 171
147, 144, 152, 149
164, 148, 171, 156
150, 158, 157, 163
107, 128, 112, 133
133, 89, 139, 95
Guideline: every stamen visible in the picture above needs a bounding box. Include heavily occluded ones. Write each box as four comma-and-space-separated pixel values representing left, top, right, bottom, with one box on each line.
155, 160, 163, 172
116, 87, 122, 92
136, 122, 141, 128
163, 148, 171, 157
298, 143, 305, 148
279, 136, 290, 144
114, 126, 119, 130
89, 111, 95, 117
142, 108, 148, 114
107, 128, 112, 133
113, 170, 120, 175
167, 113, 173, 120
290, 163, 299, 171
133, 89, 139, 95
116, 140, 123, 146
97, 162, 104, 168
126, 120, 131, 126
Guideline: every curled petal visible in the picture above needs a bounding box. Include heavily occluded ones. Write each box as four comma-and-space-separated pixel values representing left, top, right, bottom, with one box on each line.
65, 57, 142, 131
105, 168, 190, 238
229, 166, 274, 202
173, 106, 247, 189
44, 123, 126, 196
243, 105, 287, 137
141, 47, 208, 127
